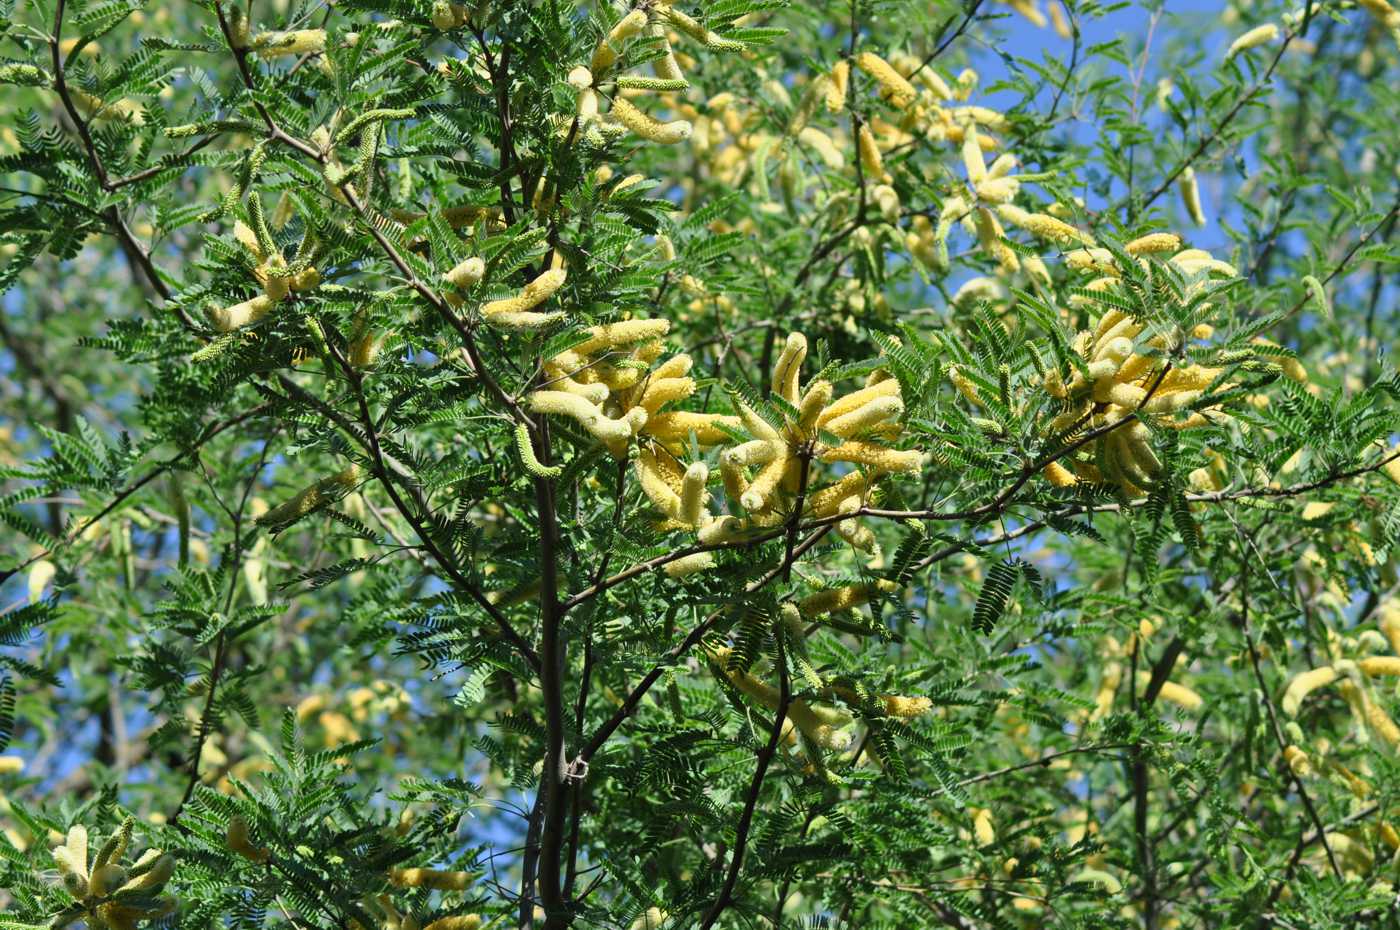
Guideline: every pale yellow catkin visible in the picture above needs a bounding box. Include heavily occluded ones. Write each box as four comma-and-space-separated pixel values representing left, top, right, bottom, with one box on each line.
820, 441, 924, 473
855, 52, 917, 107
389, 867, 473, 890
1178, 167, 1206, 226
826, 61, 850, 111
1281, 666, 1338, 716
482, 268, 566, 315
572, 319, 670, 354
444, 256, 485, 288
609, 96, 693, 144
255, 465, 363, 527
665, 552, 716, 577
1124, 232, 1183, 255
679, 462, 709, 526
210, 294, 275, 332
858, 124, 887, 181
824, 396, 903, 438
1226, 23, 1279, 59
251, 29, 327, 57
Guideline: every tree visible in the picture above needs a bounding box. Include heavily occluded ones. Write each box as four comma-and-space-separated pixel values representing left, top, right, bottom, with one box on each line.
1, 0, 1399, 926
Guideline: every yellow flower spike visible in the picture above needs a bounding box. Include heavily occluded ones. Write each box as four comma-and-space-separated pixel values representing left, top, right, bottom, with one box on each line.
430, 2, 459, 30
986, 152, 1018, 179
639, 377, 697, 414
209, 294, 275, 332
663, 6, 745, 51
649, 353, 693, 380
1281, 666, 1338, 716
994, 204, 1087, 244
972, 207, 1019, 272
547, 376, 610, 405
1170, 249, 1237, 277
89, 863, 129, 898
960, 120, 987, 183
226, 815, 270, 863
1135, 672, 1202, 710
1124, 232, 1183, 255
947, 365, 983, 407
645, 411, 743, 446
1360, 656, 1400, 678
881, 695, 932, 717
291, 267, 320, 291
1178, 167, 1207, 226
233, 220, 265, 262
951, 105, 1010, 132
971, 807, 996, 847
1347, 682, 1400, 748
250, 29, 328, 57
1049, 2, 1073, 38
350, 327, 389, 369
644, 19, 686, 82
1043, 461, 1078, 487
388, 867, 474, 890
796, 127, 845, 169
733, 399, 783, 444
697, 515, 746, 544
665, 552, 716, 578
528, 391, 643, 448
481, 267, 566, 316
821, 441, 924, 474
796, 379, 833, 434
679, 462, 710, 527
607, 9, 649, 46
797, 580, 896, 617
424, 917, 482, 930
836, 513, 878, 553
823, 396, 904, 439
444, 256, 485, 288
608, 96, 693, 144
804, 472, 872, 518
826, 61, 850, 111
1225, 23, 1279, 60
771, 332, 808, 402
255, 465, 363, 529
855, 52, 917, 108
870, 184, 901, 221
1283, 745, 1312, 777
858, 124, 889, 182
740, 453, 792, 513
572, 319, 670, 354
817, 379, 901, 427
1065, 247, 1118, 273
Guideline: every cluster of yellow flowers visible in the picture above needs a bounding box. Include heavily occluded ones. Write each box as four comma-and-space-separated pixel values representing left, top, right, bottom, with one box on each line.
1281, 613, 1400, 746
50, 819, 177, 929
209, 215, 321, 333
1269, 607, 1400, 880
561, 3, 749, 149
1021, 235, 1302, 496
529, 325, 924, 575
